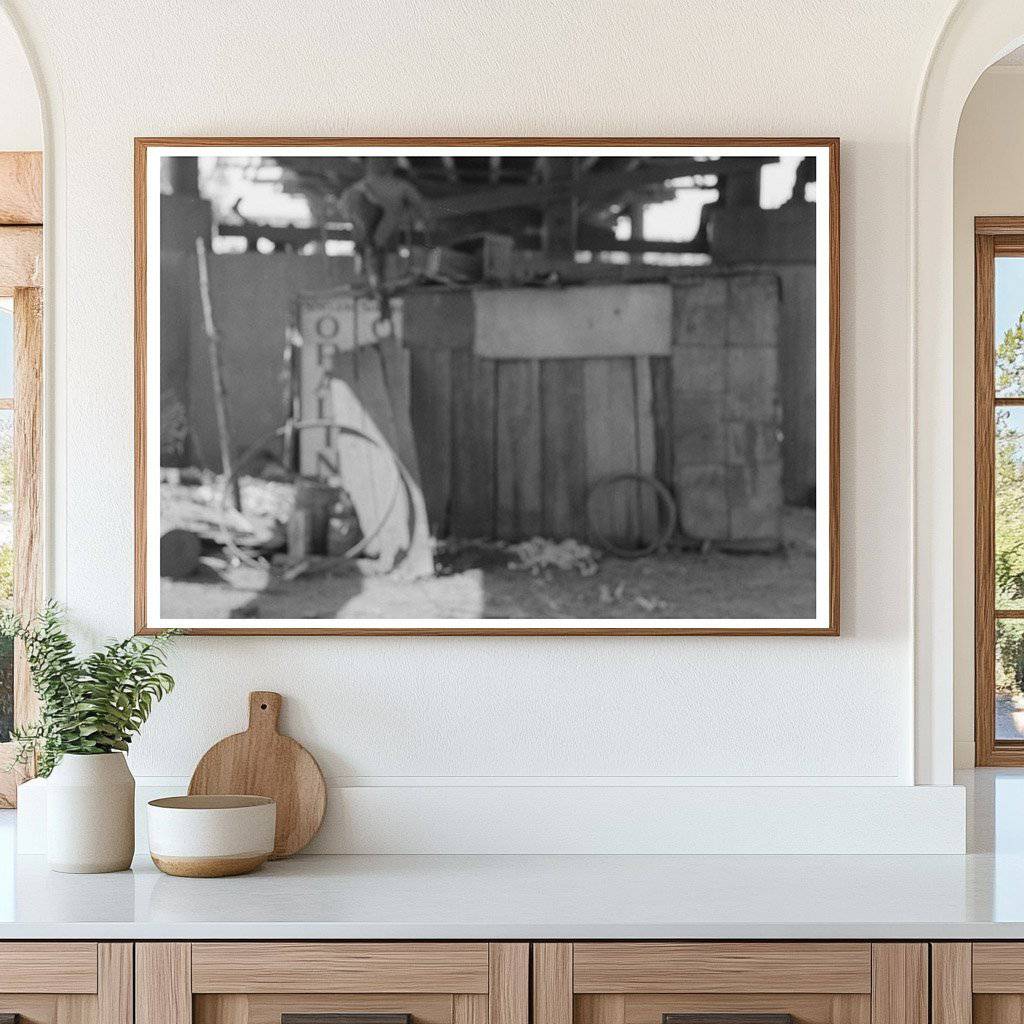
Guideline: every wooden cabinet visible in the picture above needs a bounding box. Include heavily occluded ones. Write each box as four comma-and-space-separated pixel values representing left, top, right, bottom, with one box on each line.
931, 943, 1024, 1024
534, 944, 928, 1024
0, 943, 131, 1024
0, 936, 966, 1024
136, 944, 528, 1024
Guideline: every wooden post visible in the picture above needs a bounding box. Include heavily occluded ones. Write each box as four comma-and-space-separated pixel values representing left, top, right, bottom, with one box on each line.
195, 237, 240, 508
0, 149, 43, 809
627, 203, 644, 265
931, 944, 972, 1024
99, 943, 134, 1024
13, 286, 42, 724
533, 944, 573, 1024
721, 167, 762, 207
542, 157, 579, 260
0, 226, 42, 296
871, 944, 928, 1024
136, 943, 192, 1024
285, 297, 306, 473
0, 152, 42, 225
166, 156, 199, 197
0, 285, 43, 808
489, 943, 529, 1024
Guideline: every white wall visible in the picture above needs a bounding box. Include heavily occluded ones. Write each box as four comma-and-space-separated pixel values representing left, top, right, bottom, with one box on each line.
1, 0, 972, 851
0, 7, 39, 151
953, 67, 1024, 767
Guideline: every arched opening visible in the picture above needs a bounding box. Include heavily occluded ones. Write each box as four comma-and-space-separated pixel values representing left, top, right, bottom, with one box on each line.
954, 48, 1024, 768
913, 0, 1024, 785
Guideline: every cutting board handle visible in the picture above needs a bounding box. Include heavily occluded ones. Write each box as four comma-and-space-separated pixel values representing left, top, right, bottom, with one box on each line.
248, 691, 282, 734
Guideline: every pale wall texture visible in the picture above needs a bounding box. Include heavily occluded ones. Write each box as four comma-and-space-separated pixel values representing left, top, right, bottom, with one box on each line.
0, 7, 39, 151
953, 67, 1024, 767
0, 0, 972, 828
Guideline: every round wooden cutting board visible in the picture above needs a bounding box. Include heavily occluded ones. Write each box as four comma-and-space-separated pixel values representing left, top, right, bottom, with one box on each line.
188, 691, 326, 859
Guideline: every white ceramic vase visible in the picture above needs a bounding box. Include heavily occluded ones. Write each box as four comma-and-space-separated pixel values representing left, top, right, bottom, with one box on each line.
46, 752, 135, 873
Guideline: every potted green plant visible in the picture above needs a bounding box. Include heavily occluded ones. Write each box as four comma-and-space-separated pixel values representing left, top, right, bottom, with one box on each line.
3, 603, 176, 873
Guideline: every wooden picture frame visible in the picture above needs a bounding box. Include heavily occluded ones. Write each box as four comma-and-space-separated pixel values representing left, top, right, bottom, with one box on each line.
135, 137, 839, 636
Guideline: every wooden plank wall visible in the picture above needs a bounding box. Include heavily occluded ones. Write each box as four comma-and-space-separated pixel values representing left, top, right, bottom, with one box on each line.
175, 258, 790, 549
496, 360, 542, 539
539, 360, 588, 541
404, 274, 783, 547
407, 298, 666, 546
170, 256, 795, 548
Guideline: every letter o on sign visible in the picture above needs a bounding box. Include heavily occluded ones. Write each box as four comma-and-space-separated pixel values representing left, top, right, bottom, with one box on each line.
316, 314, 340, 339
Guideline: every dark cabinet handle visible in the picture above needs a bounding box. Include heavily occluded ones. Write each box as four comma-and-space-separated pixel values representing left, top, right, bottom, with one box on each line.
664, 1016, 795, 1024
283, 1016, 411, 1024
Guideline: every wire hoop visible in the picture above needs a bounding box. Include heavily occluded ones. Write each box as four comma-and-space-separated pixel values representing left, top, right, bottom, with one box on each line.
217, 418, 403, 570
585, 472, 677, 558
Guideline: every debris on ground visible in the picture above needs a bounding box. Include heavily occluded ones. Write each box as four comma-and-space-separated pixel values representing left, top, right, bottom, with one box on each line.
507, 537, 600, 577
159, 467, 361, 576
160, 497, 817, 620
160, 474, 294, 552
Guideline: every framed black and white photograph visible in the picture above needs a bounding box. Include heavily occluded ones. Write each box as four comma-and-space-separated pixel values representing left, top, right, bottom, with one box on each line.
135, 138, 838, 635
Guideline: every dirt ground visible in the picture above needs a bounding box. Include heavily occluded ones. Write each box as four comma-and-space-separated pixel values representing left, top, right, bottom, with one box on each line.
161, 507, 816, 621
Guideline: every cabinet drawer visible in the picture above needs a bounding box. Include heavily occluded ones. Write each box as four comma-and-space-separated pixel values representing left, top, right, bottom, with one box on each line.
139, 943, 528, 1024
933, 942, 1024, 1024
973, 943, 1024, 992
572, 943, 871, 994
535, 943, 925, 1024
191, 943, 490, 994
0, 943, 130, 1024
0, 942, 98, 993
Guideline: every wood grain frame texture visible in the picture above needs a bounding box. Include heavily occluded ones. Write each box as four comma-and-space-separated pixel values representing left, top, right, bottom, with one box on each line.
0, 151, 44, 808
0, 942, 132, 1024
930, 941, 1024, 1024
930, 943, 971, 1024
532, 942, 925, 1024
135, 942, 528, 1024
975, 216, 1024, 765
134, 136, 840, 636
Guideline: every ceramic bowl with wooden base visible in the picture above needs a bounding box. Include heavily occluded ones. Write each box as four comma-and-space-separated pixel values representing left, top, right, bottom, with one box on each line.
147, 795, 276, 877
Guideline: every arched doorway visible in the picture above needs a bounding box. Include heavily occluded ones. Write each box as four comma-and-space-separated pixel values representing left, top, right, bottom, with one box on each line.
913, 0, 1024, 785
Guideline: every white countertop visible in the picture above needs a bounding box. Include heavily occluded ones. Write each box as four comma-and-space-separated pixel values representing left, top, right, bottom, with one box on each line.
0, 769, 1021, 941
0, 842, 1022, 940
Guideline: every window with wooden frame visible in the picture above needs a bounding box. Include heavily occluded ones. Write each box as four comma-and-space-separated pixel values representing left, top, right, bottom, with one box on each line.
0, 151, 43, 807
